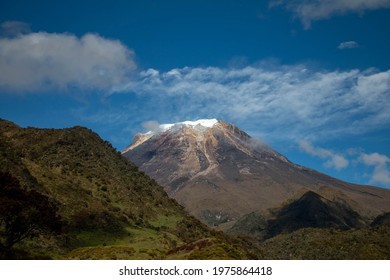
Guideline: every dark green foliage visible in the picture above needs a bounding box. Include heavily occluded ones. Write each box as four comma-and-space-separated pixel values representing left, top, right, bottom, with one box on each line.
0, 172, 62, 258
259, 226, 390, 259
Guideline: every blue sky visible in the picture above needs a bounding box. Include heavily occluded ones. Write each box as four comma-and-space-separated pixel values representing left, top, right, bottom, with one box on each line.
1, 0, 390, 188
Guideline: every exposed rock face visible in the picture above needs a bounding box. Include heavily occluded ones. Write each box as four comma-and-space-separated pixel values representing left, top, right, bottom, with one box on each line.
122, 119, 390, 230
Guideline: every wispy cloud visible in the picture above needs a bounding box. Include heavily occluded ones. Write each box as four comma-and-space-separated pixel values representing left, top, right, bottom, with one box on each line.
271, 0, 390, 29
116, 65, 390, 143
142, 120, 161, 133
360, 152, 390, 185
338, 41, 359, 49
0, 28, 136, 92
0, 21, 31, 37
299, 140, 349, 170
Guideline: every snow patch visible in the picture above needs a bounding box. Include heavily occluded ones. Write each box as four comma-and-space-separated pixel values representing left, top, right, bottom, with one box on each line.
145, 119, 218, 135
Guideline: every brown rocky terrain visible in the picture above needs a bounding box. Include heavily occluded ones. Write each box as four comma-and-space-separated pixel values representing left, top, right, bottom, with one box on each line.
122, 119, 390, 231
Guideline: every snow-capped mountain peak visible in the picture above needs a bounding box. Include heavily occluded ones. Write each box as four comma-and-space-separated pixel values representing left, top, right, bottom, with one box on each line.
147, 119, 218, 135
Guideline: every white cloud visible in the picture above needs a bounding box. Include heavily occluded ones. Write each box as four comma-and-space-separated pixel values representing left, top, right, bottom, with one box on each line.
360, 152, 390, 166
0, 31, 136, 92
118, 65, 390, 142
360, 152, 390, 184
338, 41, 359, 49
299, 140, 349, 170
298, 142, 390, 186
271, 0, 390, 28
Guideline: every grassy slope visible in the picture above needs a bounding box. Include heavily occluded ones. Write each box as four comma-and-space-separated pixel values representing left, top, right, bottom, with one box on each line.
0, 119, 250, 259
259, 226, 390, 259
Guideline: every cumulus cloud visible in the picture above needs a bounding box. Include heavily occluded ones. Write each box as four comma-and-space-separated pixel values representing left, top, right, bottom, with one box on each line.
338, 41, 359, 49
271, 0, 390, 28
299, 140, 349, 170
297, 140, 390, 186
0, 31, 136, 92
360, 152, 390, 184
118, 65, 390, 142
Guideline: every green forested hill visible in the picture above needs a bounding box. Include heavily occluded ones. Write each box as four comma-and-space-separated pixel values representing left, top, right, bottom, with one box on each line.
0, 119, 250, 259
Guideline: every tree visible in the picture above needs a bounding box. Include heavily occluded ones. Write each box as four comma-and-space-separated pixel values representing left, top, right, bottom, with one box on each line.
0, 172, 62, 258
